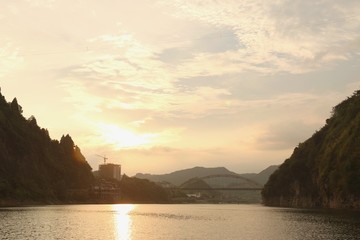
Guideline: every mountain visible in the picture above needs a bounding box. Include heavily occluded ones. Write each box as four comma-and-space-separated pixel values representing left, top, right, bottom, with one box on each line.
135, 166, 237, 186
135, 165, 278, 186
240, 165, 279, 185
0, 89, 94, 204
262, 90, 360, 209
180, 177, 212, 189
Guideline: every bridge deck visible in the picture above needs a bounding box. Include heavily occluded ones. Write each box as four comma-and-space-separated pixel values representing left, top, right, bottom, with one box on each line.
175, 187, 263, 191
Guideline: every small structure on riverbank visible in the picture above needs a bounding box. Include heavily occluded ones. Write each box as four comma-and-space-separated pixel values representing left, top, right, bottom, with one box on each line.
91, 156, 122, 202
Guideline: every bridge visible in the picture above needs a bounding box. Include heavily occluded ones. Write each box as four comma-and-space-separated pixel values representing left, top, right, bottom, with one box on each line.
166, 174, 263, 203
179, 187, 263, 190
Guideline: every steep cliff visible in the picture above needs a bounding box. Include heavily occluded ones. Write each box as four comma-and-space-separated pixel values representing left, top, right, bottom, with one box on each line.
262, 90, 360, 209
0, 89, 94, 204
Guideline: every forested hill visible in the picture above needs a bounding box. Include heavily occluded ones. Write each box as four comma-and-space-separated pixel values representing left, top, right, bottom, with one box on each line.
0, 90, 93, 204
262, 90, 360, 209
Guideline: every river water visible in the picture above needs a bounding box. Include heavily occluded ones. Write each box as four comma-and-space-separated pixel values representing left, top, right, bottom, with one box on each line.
0, 204, 359, 240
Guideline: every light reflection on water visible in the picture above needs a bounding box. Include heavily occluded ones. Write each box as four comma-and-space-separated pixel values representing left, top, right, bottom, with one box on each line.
0, 204, 359, 240
112, 204, 134, 240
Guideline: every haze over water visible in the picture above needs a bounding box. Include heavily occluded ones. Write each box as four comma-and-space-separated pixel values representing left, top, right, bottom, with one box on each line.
1, 204, 359, 240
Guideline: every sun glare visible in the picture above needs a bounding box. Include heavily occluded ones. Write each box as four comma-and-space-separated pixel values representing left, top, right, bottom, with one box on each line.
112, 204, 135, 240
98, 123, 157, 149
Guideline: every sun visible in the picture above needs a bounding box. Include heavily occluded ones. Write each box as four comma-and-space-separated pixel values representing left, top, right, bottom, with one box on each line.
97, 123, 156, 149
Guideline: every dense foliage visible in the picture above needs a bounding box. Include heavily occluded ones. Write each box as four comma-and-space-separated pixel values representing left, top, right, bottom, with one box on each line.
0, 90, 93, 203
120, 175, 169, 203
262, 90, 360, 209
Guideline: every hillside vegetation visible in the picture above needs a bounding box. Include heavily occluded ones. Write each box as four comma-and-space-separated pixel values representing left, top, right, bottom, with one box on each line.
262, 90, 360, 209
0, 90, 94, 204
120, 175, 169, 203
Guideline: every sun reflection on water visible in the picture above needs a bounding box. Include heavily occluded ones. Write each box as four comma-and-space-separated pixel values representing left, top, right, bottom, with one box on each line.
112, 204, 135, 240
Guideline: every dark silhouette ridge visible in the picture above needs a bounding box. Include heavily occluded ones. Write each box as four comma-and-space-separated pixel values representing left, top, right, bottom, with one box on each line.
120, 175, 169, 203
0, 89, 94, 205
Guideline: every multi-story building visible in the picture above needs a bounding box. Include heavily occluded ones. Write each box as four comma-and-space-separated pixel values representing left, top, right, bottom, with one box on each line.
99, 163, 122, 181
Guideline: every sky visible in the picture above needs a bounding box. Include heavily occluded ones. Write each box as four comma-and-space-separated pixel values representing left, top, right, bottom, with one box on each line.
1, 0, 360, 176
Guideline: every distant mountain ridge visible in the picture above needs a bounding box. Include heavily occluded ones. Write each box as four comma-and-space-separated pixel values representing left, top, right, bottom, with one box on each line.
135, 166, 236, 186
241, 165, 279, 185
135, 165, 278, 186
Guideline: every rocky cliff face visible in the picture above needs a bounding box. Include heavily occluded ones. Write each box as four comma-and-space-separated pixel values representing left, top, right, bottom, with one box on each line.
262, 90, 360, 209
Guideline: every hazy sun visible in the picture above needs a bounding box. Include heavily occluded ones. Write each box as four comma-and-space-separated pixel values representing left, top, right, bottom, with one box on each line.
98, 123, 156, 149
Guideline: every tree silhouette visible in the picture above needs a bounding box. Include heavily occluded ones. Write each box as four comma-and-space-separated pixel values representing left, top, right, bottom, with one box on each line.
0, 91, 94, 203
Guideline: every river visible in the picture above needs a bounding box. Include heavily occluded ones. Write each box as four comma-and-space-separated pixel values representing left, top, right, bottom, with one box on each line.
0, 204, 359, 239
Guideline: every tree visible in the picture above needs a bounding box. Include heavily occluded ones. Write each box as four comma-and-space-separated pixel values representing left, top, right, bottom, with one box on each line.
10, 98, 22, 114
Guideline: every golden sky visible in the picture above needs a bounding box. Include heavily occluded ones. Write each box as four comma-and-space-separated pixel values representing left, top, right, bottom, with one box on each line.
1, 0, 360, 175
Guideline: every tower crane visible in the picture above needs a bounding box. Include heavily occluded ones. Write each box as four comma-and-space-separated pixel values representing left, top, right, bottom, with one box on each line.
96, 154, 108, 164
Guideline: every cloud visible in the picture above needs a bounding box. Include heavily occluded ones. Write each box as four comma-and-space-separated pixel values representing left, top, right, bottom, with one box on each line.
0, 42, 23, 78
2, 0, 359, 175
160, 0, 360, 74
24, 0, 55, 8
48, 1, 360, 128
157, 27, 239, 64
59, 30, 245, 123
